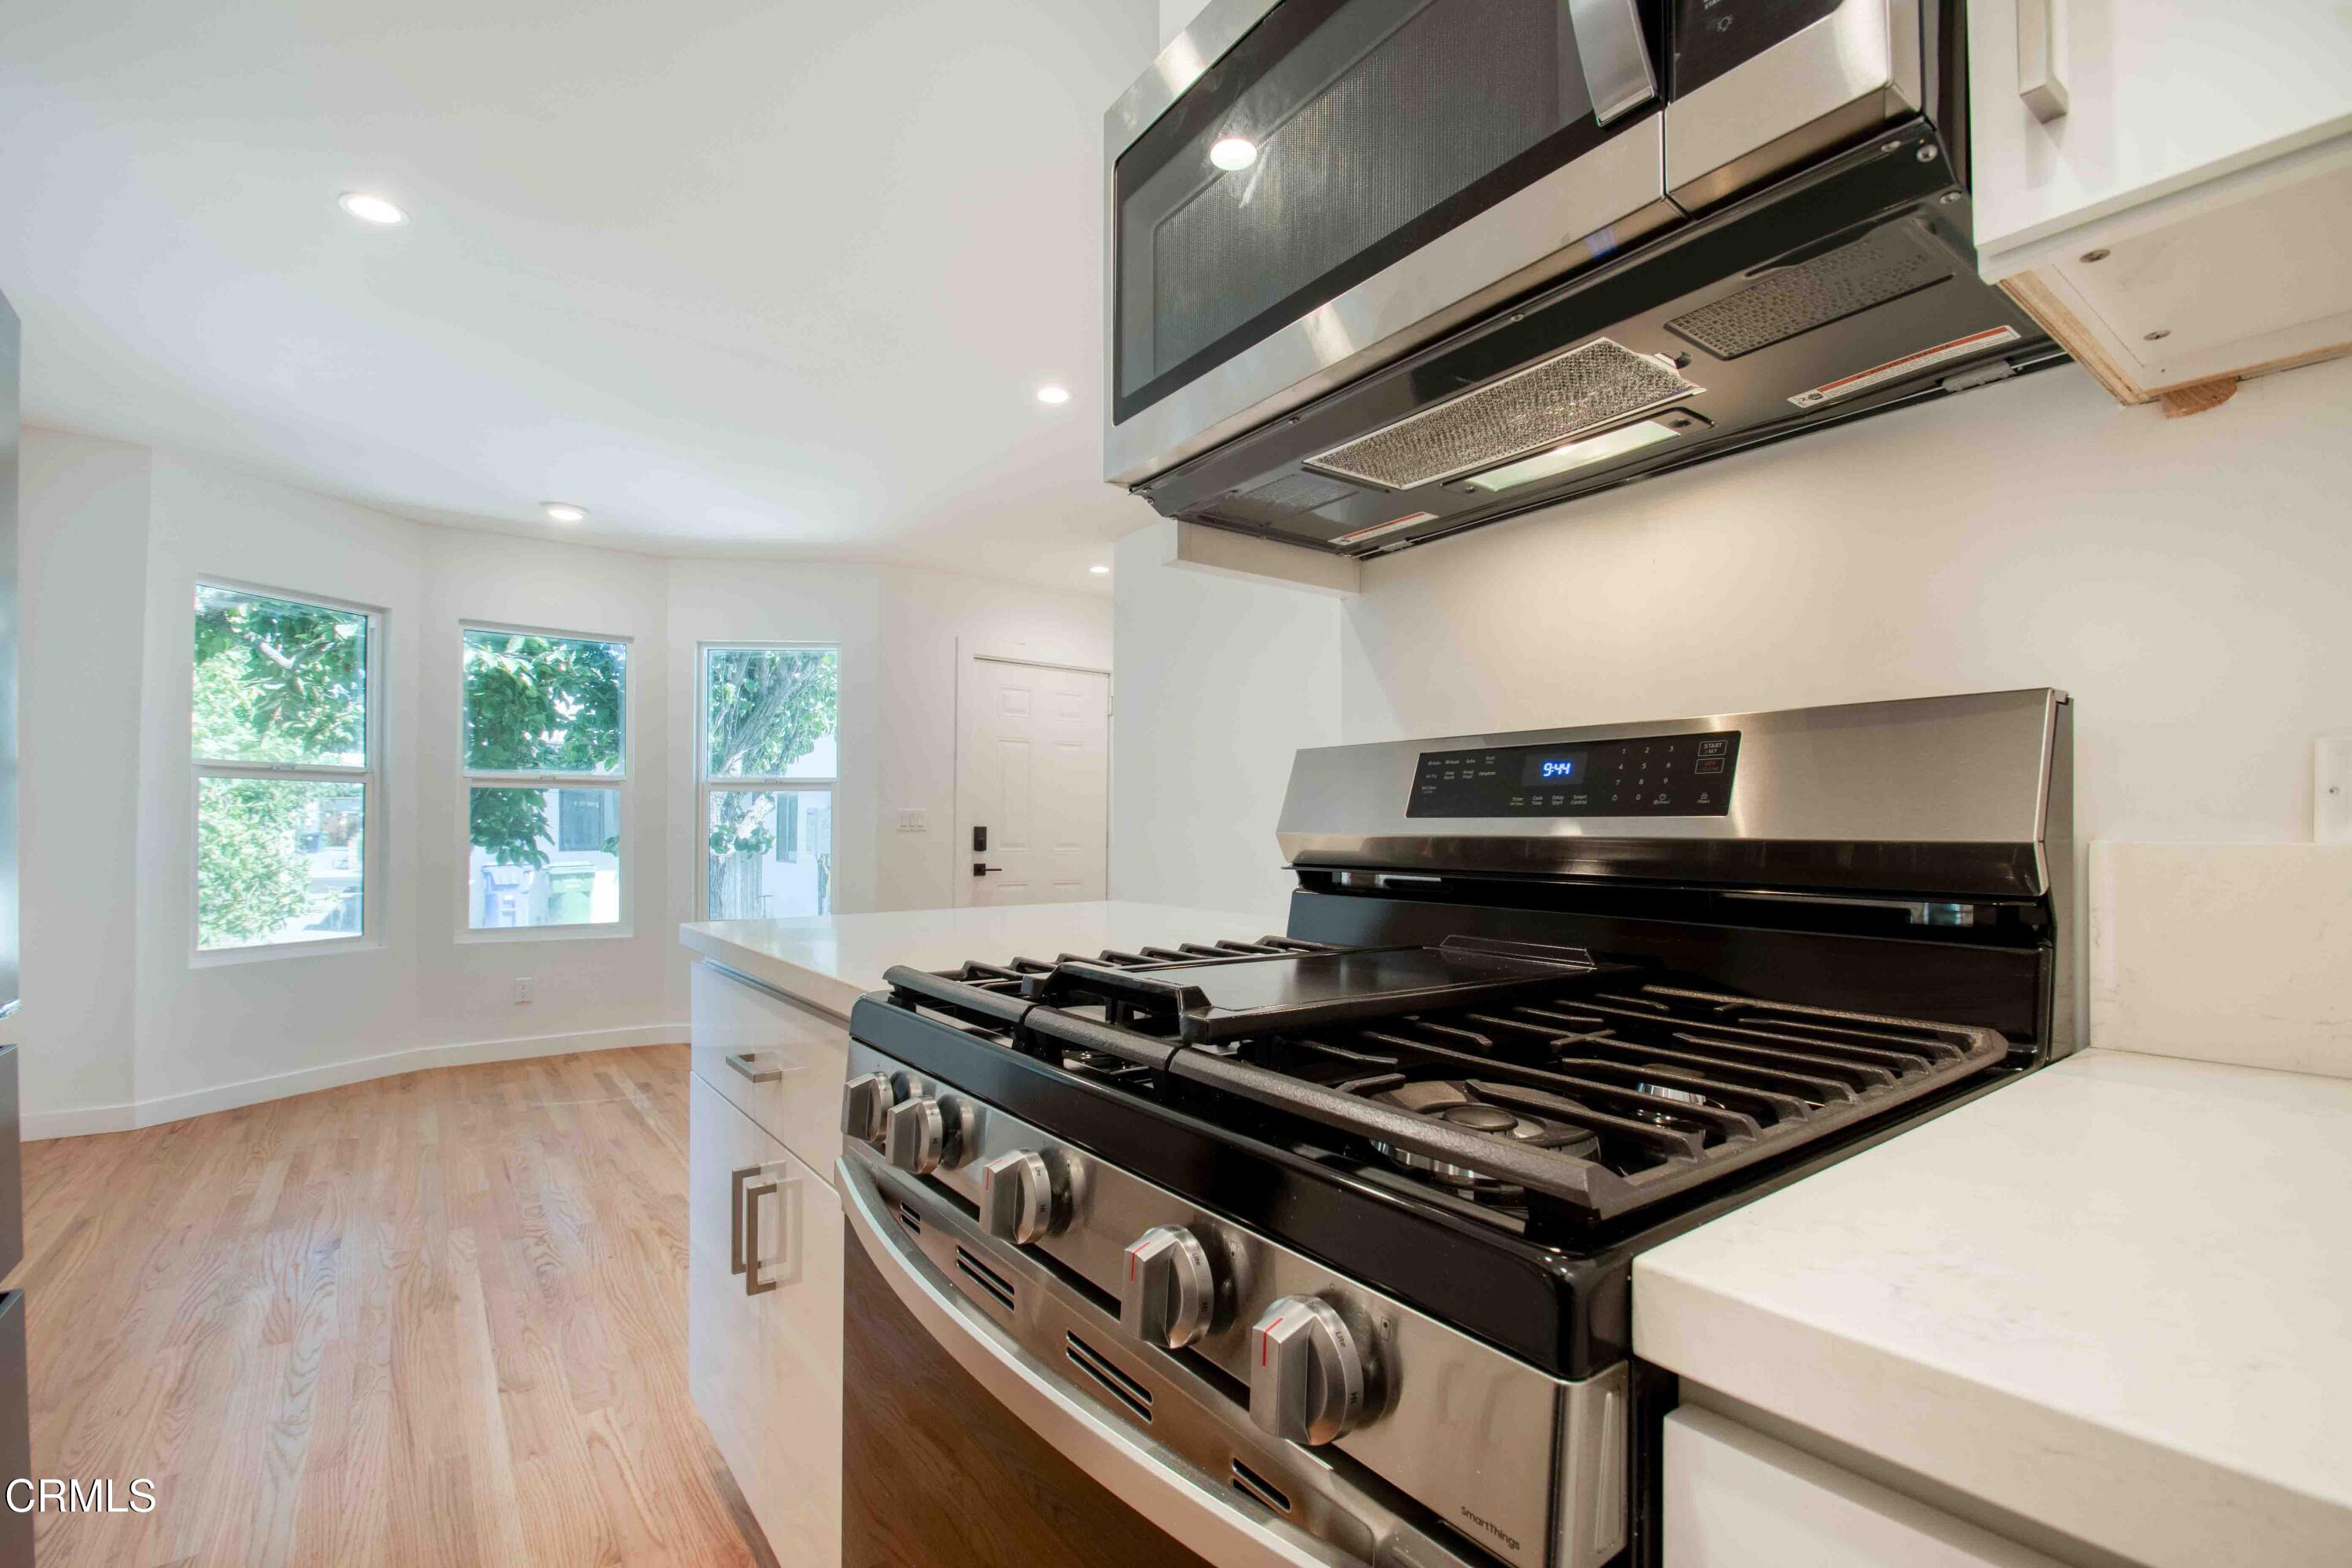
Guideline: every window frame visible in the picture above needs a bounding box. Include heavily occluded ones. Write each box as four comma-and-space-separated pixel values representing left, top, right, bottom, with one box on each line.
189, 577, 386, 966
697, 641, 840, 923
457, 618, 635, 943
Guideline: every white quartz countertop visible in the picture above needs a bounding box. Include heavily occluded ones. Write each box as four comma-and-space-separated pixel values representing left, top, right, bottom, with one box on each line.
1634, 1048, 2352, 1568
680, 900, 1294, 1019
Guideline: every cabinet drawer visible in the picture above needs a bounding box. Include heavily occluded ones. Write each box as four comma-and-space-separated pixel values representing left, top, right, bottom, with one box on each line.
1663, 1406, 2061, 1568
691, 960, 849, 1178
687, 1074, 843, 1568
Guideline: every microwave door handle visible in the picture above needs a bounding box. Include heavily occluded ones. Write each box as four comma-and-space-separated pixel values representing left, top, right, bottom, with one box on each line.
1566, 0, 1659, 125
836, 1158, 1371, 1568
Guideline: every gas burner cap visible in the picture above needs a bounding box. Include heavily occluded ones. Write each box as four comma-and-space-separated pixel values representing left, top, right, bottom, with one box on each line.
1439, 1102, 1519, 1132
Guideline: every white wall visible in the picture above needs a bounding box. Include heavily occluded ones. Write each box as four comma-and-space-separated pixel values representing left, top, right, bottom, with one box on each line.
662, 560, 1110, 1018
20, 431, 1110, 1134
1339, 358, 2352, 842
416, 526, 673, 1059
17, 431, 149, 1120
129, 452, 428, 1115
1109, 524, 1341, 921
1109, 358, 2352, 916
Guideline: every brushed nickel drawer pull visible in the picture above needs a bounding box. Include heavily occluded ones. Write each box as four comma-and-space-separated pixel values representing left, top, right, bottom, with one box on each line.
725, 1051, 783, 1083
742, 1178, 781, 1296
729, 1163, 763, 1276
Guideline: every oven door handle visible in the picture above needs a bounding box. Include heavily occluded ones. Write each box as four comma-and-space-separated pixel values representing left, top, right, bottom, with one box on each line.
836, 1157, 1363, 1568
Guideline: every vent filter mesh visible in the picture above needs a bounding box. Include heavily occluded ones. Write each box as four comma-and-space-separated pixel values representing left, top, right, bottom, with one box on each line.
1307, 339, 1698, 490
1667, 227, 1953, 360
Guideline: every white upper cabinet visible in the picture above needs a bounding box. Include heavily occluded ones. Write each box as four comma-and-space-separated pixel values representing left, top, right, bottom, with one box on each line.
1968, 0, 2352, 407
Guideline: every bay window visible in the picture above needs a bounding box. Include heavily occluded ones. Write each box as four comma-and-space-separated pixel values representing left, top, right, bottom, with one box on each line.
463, 626, 630, 931
191, 583, 376, 954
701, 645, 838, 920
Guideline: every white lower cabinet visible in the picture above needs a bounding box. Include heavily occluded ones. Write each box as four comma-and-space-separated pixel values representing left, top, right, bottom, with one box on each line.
689, 1072, 844, 1567
1663, 1406, 2063, 1568
691, 958, 852, 1173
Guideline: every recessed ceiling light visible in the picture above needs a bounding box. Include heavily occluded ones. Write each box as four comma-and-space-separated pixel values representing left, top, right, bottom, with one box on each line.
542, 502, 587, 523
1035, 383, 1072, 405
1209, 136, 1258, 172
338, 191, 408, 226
1089, 564, 1111, 575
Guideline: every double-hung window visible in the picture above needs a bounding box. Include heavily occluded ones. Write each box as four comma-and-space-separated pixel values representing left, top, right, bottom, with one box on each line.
191, 583, 377, 954
462, 626, 630, 932
701, 645, 839, 920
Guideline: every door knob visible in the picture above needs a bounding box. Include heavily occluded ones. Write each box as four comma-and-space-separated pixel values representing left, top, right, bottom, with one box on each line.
971, 862, 1005, 877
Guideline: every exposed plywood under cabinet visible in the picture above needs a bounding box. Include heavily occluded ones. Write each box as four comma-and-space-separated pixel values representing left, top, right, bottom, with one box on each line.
1988, 134, 2352, 407
1967, 0, 2352, 408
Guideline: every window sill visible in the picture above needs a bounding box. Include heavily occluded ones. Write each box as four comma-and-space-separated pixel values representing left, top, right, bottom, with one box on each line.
456, 924, 637, 946
191, 935, 383, 969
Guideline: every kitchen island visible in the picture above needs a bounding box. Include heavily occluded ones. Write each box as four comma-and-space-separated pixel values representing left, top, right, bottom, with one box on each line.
677, 898, 1290, 1568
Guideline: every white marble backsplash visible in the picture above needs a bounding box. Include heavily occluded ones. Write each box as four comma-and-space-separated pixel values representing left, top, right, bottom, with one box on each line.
2089, 842, 2352, 1077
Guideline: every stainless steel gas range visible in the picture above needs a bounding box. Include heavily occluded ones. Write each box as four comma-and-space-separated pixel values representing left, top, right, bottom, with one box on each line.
837, 688, 2072, 1568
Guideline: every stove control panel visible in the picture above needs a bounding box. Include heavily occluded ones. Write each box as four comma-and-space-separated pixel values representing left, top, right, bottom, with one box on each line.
1406, 730, 1740, 818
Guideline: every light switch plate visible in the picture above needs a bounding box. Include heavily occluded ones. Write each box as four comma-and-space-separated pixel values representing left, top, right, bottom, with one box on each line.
896, 809, 927, 833
2318, 735, 2352, 844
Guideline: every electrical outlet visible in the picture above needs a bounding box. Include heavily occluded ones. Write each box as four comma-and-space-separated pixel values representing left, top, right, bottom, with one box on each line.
514, 976, 534, 1005
897, 809, 927, 833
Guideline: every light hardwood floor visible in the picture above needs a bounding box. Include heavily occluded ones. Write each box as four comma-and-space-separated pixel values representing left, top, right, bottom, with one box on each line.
9, 1045, 777, 1568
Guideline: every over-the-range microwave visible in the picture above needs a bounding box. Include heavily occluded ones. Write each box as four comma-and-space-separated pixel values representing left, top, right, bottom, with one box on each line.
1102, 0, 2063, 557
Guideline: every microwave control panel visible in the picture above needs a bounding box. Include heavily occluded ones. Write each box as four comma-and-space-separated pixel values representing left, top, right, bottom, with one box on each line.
1406, 731, 1740, 818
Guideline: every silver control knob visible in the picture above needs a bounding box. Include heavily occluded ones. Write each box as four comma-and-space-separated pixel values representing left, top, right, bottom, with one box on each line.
840, 1072, 893, 1146
884, 1094, 970, 1175
978, 1149, 1067, 1245
1120, 1225, 1218, 1348
1249, 1296, 1371, 1446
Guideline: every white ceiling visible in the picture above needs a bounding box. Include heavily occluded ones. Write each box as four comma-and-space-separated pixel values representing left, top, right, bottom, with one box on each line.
1, 0, 1163, 586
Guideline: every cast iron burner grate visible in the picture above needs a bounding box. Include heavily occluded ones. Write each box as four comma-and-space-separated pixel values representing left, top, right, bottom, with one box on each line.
881, 938, 2008, 1226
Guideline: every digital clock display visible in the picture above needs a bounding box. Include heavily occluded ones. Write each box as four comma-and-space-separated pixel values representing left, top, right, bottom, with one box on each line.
1520, 750, 1587, 786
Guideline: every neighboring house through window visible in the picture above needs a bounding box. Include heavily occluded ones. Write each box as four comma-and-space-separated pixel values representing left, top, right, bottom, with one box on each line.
702, 644, 839, 920
462, 625, 630, 932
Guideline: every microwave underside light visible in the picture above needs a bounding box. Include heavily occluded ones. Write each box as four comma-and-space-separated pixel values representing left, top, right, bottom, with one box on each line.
1461, 416, 1692, 492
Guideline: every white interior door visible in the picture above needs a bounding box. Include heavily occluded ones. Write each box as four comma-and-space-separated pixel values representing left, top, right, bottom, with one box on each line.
956, 655, 1109, 907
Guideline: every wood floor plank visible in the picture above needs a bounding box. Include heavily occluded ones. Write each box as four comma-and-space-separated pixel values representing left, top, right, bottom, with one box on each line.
5, 1045, 768, 1568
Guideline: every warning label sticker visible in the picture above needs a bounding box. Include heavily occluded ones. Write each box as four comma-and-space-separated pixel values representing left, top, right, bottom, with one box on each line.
1789, 325, 2023, 408
1330, 511, 1436, 547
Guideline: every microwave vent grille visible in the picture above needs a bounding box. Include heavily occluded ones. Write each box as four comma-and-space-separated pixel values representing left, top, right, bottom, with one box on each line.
1210, 471, 1364, 527
1667, 227, 1954, 360
1305, 338, 1698, 491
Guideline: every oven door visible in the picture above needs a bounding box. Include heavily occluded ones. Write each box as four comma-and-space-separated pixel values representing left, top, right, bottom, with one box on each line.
1105, 0, 1671, 487
1663, 0, 1925, 209
837, 1152, 1481, 1568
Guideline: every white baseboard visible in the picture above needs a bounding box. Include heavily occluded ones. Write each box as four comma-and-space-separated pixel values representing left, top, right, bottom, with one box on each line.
20, 1022, 688, 1142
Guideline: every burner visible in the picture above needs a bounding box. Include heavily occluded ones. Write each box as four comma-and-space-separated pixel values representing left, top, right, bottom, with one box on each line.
1366, 1080, 1604, 1200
